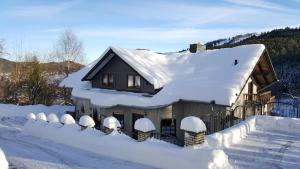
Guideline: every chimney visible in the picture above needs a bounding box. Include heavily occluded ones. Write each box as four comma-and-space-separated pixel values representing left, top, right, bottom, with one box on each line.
189, 43, 206, 53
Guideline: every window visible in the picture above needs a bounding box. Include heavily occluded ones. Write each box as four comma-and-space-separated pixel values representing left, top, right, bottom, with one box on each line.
113, 113, 124, 129
127, 75, 141, 88
161, 119, 176, 137
102, 73, 114, 87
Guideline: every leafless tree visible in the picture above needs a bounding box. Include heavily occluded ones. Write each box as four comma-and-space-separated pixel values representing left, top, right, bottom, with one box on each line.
54, 29, 85, 77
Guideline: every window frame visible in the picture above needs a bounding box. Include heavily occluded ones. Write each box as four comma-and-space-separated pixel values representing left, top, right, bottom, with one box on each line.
102, 73, 114, 87
127, 74, 141, 89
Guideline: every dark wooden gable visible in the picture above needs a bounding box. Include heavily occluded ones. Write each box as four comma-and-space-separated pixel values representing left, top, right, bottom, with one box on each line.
82, 49, 156, 94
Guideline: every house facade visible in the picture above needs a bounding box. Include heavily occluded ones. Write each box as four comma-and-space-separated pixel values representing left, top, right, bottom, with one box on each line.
61, 44, 278, 145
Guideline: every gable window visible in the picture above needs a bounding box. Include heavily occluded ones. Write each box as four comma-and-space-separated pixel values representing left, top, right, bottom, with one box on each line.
102, 73, 114, 87
127, 75, 141, 88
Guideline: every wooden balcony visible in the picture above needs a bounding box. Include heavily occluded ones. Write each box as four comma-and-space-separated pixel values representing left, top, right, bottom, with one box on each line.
243, 91, 273, 105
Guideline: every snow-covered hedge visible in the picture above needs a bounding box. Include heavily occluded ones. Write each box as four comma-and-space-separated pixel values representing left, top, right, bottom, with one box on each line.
23, 119, 231, 169
103, 116, 121, 130
79, 115, 95, 128
36, 112, 47, 121
0, 148, 8, 169
60, 114, 75, 125
26, 113, 36, 120
134, 118, 155, 132
180, 116, 207, 133
47, 113, 59, 123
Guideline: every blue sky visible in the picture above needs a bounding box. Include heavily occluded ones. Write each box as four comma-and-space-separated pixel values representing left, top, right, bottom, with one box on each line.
1, 0, 300, 62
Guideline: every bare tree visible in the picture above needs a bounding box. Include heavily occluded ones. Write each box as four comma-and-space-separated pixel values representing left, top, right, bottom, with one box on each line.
54, 29, 85, 77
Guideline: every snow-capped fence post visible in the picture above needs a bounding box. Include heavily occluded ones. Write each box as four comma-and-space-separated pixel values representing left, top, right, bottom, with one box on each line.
180, 116, 207, 147
103, 116, 121, 134
79, 115, 95, 130
134, 118, 156, 142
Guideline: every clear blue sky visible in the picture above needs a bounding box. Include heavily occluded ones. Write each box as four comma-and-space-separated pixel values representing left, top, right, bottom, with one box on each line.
1, 0, 300, 62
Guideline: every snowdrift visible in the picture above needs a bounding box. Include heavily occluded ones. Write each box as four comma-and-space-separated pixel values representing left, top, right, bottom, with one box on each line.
0, 148, 8, 169
23, 120, 231, 169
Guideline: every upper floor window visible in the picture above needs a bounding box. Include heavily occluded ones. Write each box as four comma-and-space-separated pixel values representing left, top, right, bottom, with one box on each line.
102, 73, 114, 87
127, 75, 141, 88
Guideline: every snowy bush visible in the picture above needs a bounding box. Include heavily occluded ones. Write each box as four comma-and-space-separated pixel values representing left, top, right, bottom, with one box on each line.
47, 113, 59, 123
0, 148, 8, 169
79, 115, 95, 128
180, 116, 206, 133
60, 114, 75, 125
134, 118, 155, 132
36, 112, 47, 121
26, 113, 36, 120
103, 116, 121, 130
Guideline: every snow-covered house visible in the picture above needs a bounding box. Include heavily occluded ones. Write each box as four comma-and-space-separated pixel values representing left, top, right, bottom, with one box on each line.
60, 43, 277, 145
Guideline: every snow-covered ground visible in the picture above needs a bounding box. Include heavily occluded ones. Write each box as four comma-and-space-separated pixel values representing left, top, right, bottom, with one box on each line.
0, 117, 157, 169
225, 129, 300, 169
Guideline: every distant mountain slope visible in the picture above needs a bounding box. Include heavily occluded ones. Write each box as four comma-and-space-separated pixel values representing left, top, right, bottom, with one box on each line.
206, 27, 300, 96
0, 58, 83, 74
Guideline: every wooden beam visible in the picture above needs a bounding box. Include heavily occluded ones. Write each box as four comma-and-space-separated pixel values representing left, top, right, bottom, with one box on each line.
257, 62, 269, 84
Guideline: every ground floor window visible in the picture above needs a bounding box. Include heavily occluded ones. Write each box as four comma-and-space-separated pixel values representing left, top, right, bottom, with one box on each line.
113, 113, 124, 129
161, 119, 176, 137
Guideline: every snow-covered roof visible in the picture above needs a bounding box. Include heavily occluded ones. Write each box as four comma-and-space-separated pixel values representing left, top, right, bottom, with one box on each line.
134, 118, 156, 132
60, 44, 266, 107
0, 148, 8, 169
180, 116, 207, 133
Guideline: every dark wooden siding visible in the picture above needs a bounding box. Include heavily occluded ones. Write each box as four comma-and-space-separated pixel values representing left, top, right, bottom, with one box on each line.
91, 53, 155, 93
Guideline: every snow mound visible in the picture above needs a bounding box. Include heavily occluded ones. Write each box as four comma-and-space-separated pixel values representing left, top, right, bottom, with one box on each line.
134, 118, 156, 132
0, 148, 8, 169
180, 116, 207, 133
36, 112, 47, 121
103, 116, 121, 130
26, 113, 36, 120
60, 114, 75, 125
47, 113, 59, 123
79, 115, 95, 127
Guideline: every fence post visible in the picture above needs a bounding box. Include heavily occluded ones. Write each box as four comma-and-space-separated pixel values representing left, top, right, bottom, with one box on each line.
230, 110, 234, 127
242, 106, 246, 120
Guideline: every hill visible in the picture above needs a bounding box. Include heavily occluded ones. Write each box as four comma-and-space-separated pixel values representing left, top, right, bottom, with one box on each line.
206, 27, 300, 96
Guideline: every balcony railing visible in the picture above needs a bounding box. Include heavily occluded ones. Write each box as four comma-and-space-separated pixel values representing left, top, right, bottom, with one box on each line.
243, 91, 273, 105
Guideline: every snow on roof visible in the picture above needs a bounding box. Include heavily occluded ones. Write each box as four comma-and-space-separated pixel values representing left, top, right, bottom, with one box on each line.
180, 116, 207, 133
26, 113, 36, 120
60, 44, 266, 107
36, 112, 47, 121
103, 116, 121, 130
47, 113, 59, 123
60, 114, 76, 125
79, 115, 95, 127
134, 118, 156, 132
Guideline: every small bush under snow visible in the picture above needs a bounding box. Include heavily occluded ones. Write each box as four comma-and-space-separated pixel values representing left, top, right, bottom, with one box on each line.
36, 112, 47, 121
47, 113, 59, 123
60, 114, 75, 125
103, 116, 121, 130
134, 118, 156, 132
180, 116, 207, 133
79, 115, 95, 128
0, 148, 8, 169
26, 113, 36, 120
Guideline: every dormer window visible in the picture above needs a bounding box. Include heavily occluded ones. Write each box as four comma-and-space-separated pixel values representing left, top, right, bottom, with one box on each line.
128, 75, 141, 88
102, 73, 114, 87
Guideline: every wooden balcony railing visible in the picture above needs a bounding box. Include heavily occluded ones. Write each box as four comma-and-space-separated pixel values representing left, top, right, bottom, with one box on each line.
243, 91, 273, 104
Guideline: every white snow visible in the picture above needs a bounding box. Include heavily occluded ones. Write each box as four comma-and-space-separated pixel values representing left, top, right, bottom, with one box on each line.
134, 118, 156, 132
61, 44, 266, 107
47, 113, 59, 123
36, 112, 47, 121
79, 115, 95, 127
0, 148, 8, 169
23, 118, 231, 169
26, 113, 36, 120
103, 116, 121, 130
60, 114, 75, 125
180, 116, 207, 133
0, 103, 74, 118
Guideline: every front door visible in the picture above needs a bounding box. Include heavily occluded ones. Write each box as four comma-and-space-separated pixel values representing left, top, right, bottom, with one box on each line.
132, 113, 144, 139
